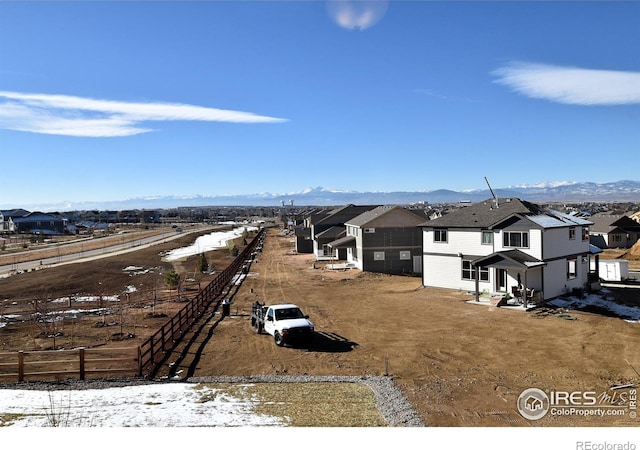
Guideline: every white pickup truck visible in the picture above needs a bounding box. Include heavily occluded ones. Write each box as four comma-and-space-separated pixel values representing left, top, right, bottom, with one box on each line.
251, 302, 315, 347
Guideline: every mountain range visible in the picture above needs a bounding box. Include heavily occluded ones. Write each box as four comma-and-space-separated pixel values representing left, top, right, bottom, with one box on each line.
11, 180, 640, 212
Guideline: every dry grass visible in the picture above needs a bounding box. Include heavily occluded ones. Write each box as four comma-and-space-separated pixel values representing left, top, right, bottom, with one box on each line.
195, 382, 387, 427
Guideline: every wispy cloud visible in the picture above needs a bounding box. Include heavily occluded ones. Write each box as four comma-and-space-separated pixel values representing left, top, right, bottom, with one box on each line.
0, 91, 288, 137
492, 62, 640, 105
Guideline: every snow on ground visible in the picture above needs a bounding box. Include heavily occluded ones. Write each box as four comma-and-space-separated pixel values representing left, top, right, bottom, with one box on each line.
162, 226, 259, 262
0, 382, 286, 427
547, 289, 640, 321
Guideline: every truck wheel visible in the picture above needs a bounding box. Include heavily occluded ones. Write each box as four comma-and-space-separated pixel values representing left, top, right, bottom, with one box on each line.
274, 331, 284, 346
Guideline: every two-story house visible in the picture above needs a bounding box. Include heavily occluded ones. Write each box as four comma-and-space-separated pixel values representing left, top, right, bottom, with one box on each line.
420, 198, 594, 304
308, 204, 380, 261
327, 205, 427, 274
11, 211, 67, 235
0, 209, 29, 232
588, 214, 640, 249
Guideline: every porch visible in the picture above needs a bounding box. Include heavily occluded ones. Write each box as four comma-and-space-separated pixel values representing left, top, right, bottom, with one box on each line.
466, 290, 540, 311
471, 249, 546, 308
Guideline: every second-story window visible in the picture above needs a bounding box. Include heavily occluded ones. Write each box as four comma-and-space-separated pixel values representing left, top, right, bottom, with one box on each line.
503, 231, 529, 248
481, 231, 493, 245
569, 227, 576, 240
434, 229, 447, 243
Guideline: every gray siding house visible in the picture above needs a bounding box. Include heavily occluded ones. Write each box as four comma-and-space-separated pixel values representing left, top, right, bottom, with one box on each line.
588, 215, 640, 249
328, 205, 427, 274
309, 204, 380, 260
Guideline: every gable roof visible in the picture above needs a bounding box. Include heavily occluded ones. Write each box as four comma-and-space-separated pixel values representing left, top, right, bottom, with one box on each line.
315, 204, 380, 226
420, 198, 592, 229
588, 215, 640, 233
346, 205, 427, 228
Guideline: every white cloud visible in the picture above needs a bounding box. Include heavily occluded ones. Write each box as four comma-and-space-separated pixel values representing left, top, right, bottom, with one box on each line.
493, 62, 640, 105
0, 91, 288, 137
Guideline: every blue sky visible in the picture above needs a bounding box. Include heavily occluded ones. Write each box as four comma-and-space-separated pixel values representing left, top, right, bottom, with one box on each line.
1, 0, 640, 209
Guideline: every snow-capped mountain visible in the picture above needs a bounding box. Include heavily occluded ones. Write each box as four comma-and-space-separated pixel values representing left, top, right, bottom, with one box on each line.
9, 181, 640, 212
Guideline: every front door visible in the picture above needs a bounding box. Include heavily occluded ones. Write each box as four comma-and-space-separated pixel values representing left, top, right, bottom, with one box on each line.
496, 269, 507, 292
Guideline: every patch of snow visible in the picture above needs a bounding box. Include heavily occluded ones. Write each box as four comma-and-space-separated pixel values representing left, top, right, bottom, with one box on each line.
163, 227, 258, 262
52, 295, 119, 304
547, 293, 640, 320
0, 383, 286, 427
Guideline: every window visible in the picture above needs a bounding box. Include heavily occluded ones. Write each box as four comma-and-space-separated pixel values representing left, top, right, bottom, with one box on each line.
567, 258, 577, 279
399, 251, 411, 260
481, 231, 493, 245
569, 227, 576, 240
462, 260, 489, 281
322, 244, 333, 257
434, 229, 447, 243
374, 251, 385, 261
364, 228, 375, 233
503, 231, 529, 248
582, 227, 589, 241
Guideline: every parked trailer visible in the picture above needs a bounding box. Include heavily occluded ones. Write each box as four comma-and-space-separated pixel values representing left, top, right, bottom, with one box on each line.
590, 259, 629, 282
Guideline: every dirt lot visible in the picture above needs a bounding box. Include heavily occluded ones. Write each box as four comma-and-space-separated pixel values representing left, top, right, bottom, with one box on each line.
1, 226, 640, 426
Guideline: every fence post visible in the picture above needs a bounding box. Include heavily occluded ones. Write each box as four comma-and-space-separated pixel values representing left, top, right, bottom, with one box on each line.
79, 348, 85, 380
137, 346, 142, 377
150, 335, 155, 365
18, 351, 24, 382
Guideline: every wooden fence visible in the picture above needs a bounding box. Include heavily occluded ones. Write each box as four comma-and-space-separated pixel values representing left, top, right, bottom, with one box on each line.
0, 347, 140, 382
0, 228, 266, 382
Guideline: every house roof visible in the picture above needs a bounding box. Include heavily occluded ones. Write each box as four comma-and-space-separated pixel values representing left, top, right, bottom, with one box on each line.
315, 226, 346, 239
346, 205, 427, 228
420, 198, 592, 229
315, 204, 380, 226
12, 212, 64, 222
327, 235, 356, 249
0, 209, 30, 218
588, 215, 640, 233
472, 249, 546, 269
